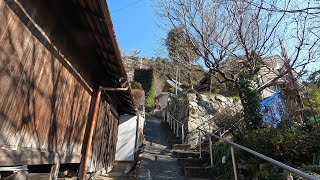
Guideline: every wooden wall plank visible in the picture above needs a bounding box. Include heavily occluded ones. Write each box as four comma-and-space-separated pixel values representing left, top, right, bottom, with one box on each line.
0, 1, 91, 165
88, 101, 119, 172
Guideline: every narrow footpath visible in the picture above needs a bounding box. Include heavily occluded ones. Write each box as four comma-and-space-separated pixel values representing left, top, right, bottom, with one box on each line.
137, 115, 184, 180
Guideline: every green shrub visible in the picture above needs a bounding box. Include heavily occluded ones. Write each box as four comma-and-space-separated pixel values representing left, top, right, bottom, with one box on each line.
256, 170, 284, 180
300, 165, 320, 179
232, 96, 241, 102
131, 81, 143, 90
145, 78, 155, 111
244, 128, 320, 164
238, 72, 262, 130
209, 142, 233, 178
133, 69, 155, 111
213, 142, 231, 164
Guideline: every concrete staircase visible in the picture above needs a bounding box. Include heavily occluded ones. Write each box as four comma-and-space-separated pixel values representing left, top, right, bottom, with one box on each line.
161, 120, 215, 180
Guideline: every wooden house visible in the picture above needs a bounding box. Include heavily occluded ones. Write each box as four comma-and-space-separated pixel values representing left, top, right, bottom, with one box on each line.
0, 0, 135, 179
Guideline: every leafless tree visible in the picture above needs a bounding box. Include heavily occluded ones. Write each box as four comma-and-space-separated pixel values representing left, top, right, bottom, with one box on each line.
166, 27, 199, 89
156, 0, 319, 91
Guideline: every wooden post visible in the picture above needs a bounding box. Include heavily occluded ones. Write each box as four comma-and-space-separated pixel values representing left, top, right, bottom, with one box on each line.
78, 87, 102, 180
50, 163, 60, 180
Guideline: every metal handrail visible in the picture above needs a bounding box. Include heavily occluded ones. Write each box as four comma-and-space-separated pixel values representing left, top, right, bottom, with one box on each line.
168, 114, 184, 124
162, 106, 317, 179
197, 128, 319, 180
165, 112, 186, 143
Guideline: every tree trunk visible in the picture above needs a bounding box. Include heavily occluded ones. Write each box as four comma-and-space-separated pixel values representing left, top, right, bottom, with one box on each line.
237, 72, 262, 130
205, 53, 211, 92
208, 70, 212, 92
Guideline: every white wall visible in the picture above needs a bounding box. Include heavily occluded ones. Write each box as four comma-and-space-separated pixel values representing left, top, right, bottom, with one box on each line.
159, 94, 169, 110
115, 112, 145, 161
115, 115, 137, 161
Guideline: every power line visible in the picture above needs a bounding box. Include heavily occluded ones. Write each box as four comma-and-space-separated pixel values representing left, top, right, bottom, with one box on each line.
111, 0, 144, 14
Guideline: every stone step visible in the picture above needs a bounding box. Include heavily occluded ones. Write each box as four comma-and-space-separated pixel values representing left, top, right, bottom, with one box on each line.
29, 173, 77, 180
156, 175, 177, 179
155, 154, 176, 162
104, 172, 124, 177
178, 158, 209, 168
173, 144, 191, 151
168, 138, 182, 145
111, 163, 132, 174
184, 166, 214, 179
173, 150, 203, 158
95, 177, 114, 180
28, 173, 50, 180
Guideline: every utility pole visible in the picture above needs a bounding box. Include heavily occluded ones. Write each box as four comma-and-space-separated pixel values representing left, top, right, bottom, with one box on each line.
178, 67, 181, 89
139, 58, 142, 69
176, 65, 178, 95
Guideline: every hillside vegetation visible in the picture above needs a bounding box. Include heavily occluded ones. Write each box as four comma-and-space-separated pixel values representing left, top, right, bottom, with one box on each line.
124, 56, 207, 93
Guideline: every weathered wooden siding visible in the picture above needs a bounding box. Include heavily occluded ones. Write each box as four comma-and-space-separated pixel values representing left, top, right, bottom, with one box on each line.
0, 0, 91, 165
88, 101, 119, 172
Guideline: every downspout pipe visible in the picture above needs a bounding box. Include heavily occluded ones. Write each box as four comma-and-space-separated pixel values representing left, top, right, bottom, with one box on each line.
79, 87, 102, 180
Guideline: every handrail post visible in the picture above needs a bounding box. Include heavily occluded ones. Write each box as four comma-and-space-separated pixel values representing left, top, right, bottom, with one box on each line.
208, 135, 213, 166
170, 116, 173, 129
181, 125, 185, 144
176, 121, 179, 137
287, 172, 293, 180
231, 145, 238, 180
198, 130, 202, 158
173, 119, 176, 134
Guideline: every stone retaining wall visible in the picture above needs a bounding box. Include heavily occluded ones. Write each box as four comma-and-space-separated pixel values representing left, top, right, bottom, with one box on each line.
167, 93, 243, 147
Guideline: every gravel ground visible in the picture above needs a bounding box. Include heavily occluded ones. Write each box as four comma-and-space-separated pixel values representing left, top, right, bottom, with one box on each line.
137, 116, 184, 180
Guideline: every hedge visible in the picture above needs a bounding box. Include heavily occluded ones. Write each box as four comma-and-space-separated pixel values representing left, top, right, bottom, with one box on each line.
133, 69, 156, 111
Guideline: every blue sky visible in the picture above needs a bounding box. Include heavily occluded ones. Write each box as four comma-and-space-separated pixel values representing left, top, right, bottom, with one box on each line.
106, 0, 319, 74
107, 0, 164, 58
